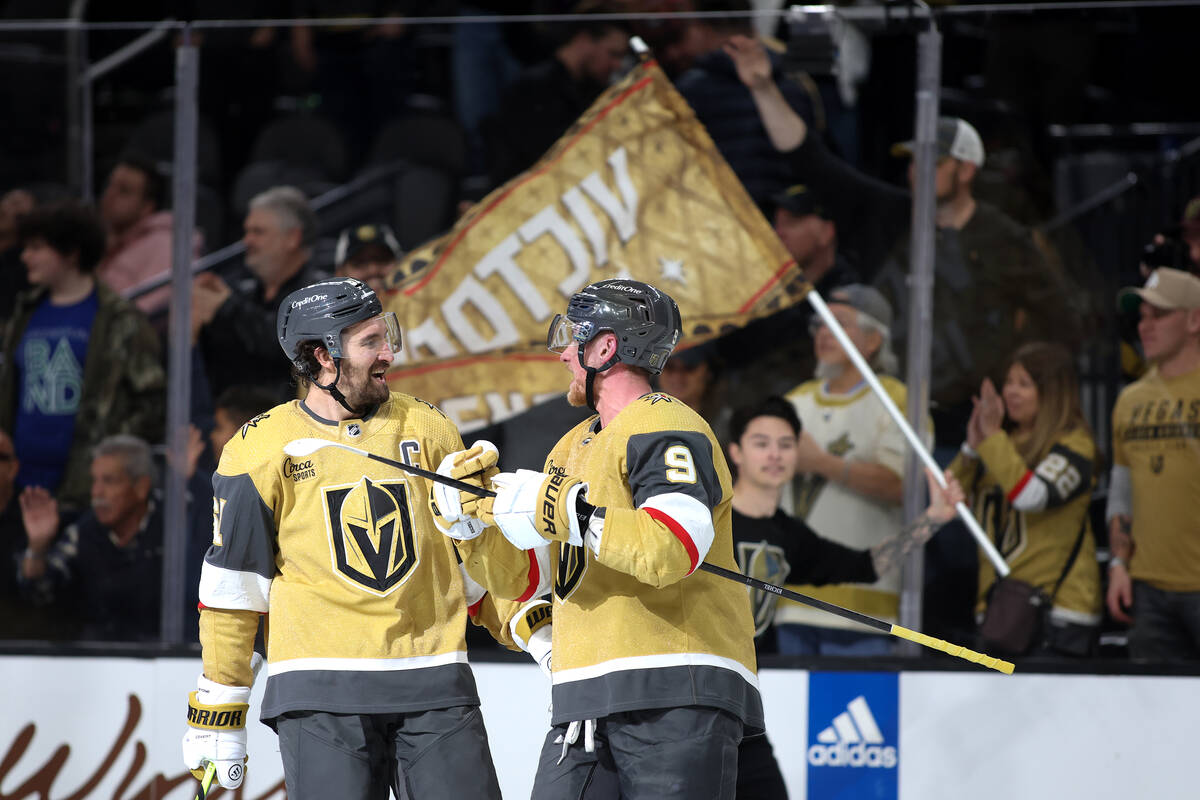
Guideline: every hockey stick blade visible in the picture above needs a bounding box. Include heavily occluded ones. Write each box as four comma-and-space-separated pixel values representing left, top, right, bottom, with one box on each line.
194, 761, 217, 800
281, 439, 496, 498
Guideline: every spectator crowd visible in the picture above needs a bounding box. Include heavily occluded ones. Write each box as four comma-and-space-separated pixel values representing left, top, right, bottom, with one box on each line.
2, 1, 1200, 676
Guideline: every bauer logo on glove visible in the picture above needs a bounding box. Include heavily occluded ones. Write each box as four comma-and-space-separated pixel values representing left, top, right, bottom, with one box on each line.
538, 466, 572, 541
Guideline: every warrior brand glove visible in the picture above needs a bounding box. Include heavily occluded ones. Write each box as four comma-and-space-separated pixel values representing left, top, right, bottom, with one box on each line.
429, 441, 499, 540
479, 468, 590, 550
182, 675, 252, 790
510, 599, 553, 678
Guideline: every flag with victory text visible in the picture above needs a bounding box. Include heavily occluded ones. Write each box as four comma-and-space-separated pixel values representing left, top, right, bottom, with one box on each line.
381, 58, 808, 433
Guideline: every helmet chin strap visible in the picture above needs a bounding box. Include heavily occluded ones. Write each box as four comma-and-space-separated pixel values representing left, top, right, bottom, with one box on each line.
578, 343, 620, 413
310, 359, 366, 417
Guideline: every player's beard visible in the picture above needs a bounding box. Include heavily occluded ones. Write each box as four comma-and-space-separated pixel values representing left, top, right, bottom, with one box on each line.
339, 357, 390, 410
566, 375, 587, 407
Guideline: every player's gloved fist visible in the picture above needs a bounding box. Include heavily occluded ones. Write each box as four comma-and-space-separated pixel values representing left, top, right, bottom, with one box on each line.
511, 599, 553, 679
430, 440, 498, 541
182, 674, 252, 789
481, 468, 588, 550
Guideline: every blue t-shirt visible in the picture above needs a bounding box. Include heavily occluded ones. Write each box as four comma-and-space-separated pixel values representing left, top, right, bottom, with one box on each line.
14, 291, 98, 491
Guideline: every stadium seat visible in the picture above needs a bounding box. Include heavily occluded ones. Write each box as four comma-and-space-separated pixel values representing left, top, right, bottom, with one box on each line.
367, 113, 467, 176
249, 115, 349, 183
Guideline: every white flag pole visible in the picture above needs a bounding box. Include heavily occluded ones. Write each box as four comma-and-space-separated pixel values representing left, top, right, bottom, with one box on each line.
805, 289, 1011, 577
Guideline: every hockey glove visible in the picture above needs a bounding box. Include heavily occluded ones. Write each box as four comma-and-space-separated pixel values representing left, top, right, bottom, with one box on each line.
480, 468, 590, 550
182, 675, 252, 790
429, 441, 498, 540
510, 598, 553, 678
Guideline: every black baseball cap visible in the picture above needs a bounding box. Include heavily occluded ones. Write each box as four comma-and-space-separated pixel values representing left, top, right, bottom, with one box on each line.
770, 184, 831, 219
335, 224, 402, 267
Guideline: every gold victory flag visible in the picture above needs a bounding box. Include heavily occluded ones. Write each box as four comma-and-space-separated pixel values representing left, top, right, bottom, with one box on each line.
381, 59, 808, 433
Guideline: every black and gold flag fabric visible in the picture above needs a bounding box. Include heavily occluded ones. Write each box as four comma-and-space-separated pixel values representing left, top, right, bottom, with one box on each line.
382, 59, 808, 433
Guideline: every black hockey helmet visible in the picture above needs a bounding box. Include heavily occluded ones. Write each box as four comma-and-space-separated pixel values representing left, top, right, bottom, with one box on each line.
276, 277, 401, 371
547, 279, 682, 376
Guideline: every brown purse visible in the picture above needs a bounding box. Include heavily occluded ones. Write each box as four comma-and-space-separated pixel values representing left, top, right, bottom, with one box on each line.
979, 516, 1088, 656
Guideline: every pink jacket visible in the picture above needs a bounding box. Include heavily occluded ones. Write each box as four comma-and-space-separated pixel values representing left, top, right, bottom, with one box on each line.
97, 211, 203, 314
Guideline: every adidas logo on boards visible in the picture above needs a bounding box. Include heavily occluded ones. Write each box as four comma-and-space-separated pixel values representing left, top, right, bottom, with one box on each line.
807, 695, 897, 769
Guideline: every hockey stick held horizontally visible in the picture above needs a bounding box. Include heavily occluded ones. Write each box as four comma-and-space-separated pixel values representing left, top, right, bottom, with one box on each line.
283, 438, 495, 497
700, 562, 1014, 674
285, 439, 1014, 674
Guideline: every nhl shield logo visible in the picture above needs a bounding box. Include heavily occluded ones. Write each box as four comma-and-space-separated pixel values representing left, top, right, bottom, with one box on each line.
324, 477, 418, 595
346, 423, 362, 438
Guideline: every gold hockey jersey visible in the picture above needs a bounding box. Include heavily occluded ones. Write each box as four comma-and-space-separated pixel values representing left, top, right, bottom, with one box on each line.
1111, 365, 1200, 592
950, 426, 1101, 625
462, 393, 763, 729
198, 394, 520, 723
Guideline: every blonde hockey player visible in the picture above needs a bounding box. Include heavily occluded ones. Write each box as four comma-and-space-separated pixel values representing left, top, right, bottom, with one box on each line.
181, 277, 546, 800
433, 279, 763, 799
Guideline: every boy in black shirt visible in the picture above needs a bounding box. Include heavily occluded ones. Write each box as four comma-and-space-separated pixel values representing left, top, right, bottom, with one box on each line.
727, 397, 961, 799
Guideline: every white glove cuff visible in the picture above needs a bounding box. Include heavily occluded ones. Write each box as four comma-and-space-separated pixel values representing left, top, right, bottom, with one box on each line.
196, 675, 252, 705
492, 470, 553, 550
525, 624, 553, 675
433, 452, 467, 523
434, 513, 487, 541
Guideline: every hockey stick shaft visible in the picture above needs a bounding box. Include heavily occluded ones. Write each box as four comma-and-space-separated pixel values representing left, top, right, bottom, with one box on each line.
307, 441, 1013, 673
288, 440, 498, 497
699, 563, 1014, 674
194, 762, 217, 800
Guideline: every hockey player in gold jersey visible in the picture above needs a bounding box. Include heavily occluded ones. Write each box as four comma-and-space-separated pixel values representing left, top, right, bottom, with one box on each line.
181, 278, 545, 800
434, 280, 763, 799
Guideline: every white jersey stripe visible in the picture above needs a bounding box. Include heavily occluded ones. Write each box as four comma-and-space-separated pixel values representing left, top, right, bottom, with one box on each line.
552, 651, 759, 689
199, 562, 271, 613
1009, 474, 1050, 511
639, 492, 716, 565
268, 651, 469, 676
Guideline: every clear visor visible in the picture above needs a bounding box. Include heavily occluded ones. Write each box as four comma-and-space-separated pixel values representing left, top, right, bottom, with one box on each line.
340, 311, 403, 360
547, 314, 594, 353
380, 311, 403, 355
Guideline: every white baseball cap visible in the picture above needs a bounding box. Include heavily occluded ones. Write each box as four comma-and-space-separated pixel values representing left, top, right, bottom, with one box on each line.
891, 117, 985, 168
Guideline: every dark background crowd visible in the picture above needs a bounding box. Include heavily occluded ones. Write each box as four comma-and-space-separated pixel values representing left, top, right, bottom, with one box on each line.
2, 0, 1200, 669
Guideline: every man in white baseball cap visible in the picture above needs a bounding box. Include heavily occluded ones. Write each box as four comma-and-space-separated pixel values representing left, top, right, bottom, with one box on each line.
1107, 266, 1200, 661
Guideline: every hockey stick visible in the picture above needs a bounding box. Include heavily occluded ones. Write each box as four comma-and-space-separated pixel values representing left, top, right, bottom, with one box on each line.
700, 562, 1013, 674
283, 438, 491, 496
194, 762, 217, 800
283, 439, 1014, 673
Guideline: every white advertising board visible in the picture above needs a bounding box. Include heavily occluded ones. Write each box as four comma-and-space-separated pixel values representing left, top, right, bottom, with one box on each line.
1, 657, 1195, 799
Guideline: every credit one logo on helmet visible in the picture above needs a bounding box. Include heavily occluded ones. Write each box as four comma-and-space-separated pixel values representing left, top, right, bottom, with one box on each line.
806, 672, 898, 800
292, 294, 328, 309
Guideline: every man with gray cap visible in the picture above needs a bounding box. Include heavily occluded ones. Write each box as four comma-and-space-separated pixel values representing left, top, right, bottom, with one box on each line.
725, 35, 1073, 451
1107, 267, 1200, 660
779, 284, 923, 655
193, 186, 327, 400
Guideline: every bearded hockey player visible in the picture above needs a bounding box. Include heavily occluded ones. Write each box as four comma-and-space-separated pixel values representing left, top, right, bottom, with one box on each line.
432, 279, 763, 799
181, 277, 546, 800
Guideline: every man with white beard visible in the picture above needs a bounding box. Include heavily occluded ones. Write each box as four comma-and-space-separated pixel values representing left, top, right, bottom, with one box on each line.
780, 284, 928, 656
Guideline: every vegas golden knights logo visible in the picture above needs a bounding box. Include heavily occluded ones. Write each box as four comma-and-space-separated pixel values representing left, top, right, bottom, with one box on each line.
1151, 454, 1165, 474
554, 542, 588, 602
736, 541, 791, 637
324, 477, 418, 595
